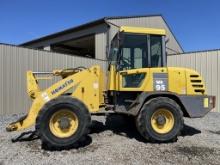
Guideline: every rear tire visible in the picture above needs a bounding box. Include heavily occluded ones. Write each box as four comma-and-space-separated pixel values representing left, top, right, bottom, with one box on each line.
136, 97, 183, 142
36, 96, 91, 150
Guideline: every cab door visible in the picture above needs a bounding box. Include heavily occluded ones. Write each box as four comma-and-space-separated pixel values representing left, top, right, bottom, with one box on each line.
115, 34, 150, 110
117, 34, 164, 92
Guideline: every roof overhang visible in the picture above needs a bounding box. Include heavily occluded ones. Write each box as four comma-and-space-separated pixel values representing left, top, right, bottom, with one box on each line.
19, 15, 163, 46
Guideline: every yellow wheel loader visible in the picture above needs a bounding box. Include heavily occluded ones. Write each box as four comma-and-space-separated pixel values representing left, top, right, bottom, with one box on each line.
6, 26, 216, 150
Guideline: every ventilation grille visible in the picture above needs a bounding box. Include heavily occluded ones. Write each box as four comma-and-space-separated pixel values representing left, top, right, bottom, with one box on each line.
190, 74, 205, 94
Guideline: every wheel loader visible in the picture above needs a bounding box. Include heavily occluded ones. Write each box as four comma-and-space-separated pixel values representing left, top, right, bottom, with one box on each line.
6, 26, 215, 150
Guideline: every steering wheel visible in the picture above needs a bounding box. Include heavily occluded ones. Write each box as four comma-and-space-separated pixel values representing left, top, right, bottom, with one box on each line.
121, 57, 131, 69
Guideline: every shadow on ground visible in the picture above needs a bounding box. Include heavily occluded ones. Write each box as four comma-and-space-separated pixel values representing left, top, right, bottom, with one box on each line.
181, 124, 201, 137
90, 114, 145, 142
90, 114, 202, 142
42, 136, 92, 151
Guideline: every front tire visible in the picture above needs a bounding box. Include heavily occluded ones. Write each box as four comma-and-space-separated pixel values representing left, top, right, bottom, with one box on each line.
136, 97, 183, 142
36, 96, 91, 150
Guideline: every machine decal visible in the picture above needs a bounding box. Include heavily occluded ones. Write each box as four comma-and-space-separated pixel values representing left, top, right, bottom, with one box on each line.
153, 73, 168, 91
51, 79, 74, 95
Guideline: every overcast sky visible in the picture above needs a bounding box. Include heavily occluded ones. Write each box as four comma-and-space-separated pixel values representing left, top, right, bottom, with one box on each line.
0, 0, 219, 52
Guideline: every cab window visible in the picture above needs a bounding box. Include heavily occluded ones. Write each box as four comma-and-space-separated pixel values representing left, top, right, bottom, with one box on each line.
150, 35, 163, 67
120, 34, 148, 70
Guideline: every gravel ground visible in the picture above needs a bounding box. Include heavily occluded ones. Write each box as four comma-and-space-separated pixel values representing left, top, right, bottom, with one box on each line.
0, 112, 220, 165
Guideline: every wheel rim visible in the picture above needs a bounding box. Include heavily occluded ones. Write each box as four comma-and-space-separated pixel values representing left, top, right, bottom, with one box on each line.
49, 109, 79, 138
151, 108, 174, 134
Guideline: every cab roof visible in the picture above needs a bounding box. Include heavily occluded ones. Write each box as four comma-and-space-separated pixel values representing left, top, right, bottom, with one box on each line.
120, 26, 166, 35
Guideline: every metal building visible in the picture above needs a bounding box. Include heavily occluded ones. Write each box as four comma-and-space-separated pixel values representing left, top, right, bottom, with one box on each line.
21, 15, 183, 60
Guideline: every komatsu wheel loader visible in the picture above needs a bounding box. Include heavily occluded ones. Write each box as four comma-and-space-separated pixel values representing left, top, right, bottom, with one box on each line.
6, 26, 215, 150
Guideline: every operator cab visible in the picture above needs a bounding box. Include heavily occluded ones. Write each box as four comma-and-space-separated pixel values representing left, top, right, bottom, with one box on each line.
109, 26, 166, 71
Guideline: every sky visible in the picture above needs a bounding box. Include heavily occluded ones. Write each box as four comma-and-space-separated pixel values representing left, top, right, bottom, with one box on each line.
0, 0, 219, 52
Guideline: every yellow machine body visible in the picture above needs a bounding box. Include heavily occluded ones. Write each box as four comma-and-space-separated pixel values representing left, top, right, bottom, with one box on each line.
108, 65, 206, 95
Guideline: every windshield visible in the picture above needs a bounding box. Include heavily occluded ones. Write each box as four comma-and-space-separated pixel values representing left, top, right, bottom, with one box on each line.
109, 33, 164, 70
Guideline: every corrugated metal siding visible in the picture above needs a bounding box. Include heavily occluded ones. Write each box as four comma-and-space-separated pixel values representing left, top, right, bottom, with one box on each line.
108, 16, 183, 55
168, 50, 220, 112
0, 44, 107, 115
95, 32, 107, 60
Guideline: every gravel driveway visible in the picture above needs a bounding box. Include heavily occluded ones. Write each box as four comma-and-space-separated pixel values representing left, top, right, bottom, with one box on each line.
0, 112, 220, 165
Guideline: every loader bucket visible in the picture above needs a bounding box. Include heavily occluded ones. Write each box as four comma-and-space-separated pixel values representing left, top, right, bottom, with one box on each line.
6, 115, 27, 132
6, 71, 48, 132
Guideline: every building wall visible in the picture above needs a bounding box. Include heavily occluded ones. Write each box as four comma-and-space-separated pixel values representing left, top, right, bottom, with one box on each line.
0, 44, 107, 115
95, 32, 107, 60
167, 50, 220, 112
108, 16, 183, 55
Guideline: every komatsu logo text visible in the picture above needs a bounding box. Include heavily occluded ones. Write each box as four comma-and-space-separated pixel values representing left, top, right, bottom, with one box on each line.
51, 79, 73, 95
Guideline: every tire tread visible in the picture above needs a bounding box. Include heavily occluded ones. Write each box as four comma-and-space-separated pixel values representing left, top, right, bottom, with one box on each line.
36, 96, 91, 150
